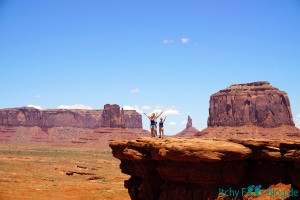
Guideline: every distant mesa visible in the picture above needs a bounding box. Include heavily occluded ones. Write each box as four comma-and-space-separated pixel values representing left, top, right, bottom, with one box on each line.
196, 81, 300, 139
0, 104, 142, 129
0, 104, 148, 147
175, 116, 199, 137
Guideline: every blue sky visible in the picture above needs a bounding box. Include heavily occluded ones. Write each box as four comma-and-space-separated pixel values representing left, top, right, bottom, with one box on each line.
0, 0, 300, 134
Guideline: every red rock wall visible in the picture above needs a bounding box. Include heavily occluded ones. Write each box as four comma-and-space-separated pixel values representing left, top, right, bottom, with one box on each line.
110, 138, 300, 200
208, 81, 295, 128
0, 104, 142, 129
0, 107, 42, 126
123, 110, 142, 129
101, 104, 126, 128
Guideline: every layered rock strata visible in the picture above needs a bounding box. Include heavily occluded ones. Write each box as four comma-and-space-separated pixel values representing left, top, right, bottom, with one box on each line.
110, 137, 300, 200
196, 81, 300, 139
208, 81, 294, 128
0, 104, 142, 129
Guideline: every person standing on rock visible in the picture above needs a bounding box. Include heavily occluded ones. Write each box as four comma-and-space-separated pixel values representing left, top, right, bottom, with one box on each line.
159, 116, 167, 138
143, 111, 163, 137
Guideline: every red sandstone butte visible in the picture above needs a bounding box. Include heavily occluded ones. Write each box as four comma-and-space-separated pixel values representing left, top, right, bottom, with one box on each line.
196, 81, 300, 139
208, 81, 294, 127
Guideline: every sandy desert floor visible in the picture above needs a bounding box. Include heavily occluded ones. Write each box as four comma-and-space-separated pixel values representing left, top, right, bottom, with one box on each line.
0, 145, 130, 200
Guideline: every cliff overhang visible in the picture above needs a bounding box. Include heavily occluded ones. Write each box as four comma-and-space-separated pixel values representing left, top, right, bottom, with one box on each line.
110, 137, 300, 199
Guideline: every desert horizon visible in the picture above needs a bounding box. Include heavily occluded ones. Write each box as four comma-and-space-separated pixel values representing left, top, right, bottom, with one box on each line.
1, 0, 300, 199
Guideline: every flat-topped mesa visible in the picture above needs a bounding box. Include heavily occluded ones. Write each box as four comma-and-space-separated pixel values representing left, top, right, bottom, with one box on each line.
219, 81, 276, 93
208, 81, 295, 128
0, 104, 142, 129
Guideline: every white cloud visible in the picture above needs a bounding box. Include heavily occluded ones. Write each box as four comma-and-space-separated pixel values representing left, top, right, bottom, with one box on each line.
146, 106, 180, 116
130, 105, 181, 116
27, 105, 43, 110
164, 109, 180, 115
181, 120, 187, 125
130, 88, 140, 94
34, 94, 41, 98
142, 105, 152, 110
162, 39, 174, 44
150, 109, 163, 115
123, 105, 143, 114
181, 37, 189, 44
297, 114, 300, 118
169, 121, 177, 125
57, 104, 92, 110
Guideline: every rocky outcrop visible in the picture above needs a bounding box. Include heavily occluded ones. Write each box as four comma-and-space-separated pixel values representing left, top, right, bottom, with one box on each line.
175, 116, 199, 137
110, 138, 300, 200
101, 104, 142, 129
186, 116, 193, 129
208, 81, 294, 128
123, 110, 143, 129
196, 81, 300, 139
0, 104, 142, 129
102, 104, 125, 128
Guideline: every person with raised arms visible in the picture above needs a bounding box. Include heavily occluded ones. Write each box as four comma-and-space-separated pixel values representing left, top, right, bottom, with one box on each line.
143, 111, 163, 137
159, 116, 167, 138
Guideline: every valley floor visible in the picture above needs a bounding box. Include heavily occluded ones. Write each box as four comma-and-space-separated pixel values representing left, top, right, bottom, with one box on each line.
0, 145, 130, 200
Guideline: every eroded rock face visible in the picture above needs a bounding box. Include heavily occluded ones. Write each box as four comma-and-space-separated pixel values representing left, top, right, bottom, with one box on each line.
110, 138, 300, 200
0, 104, 142, 129
186, 115, 193, 129
101, 104, 125, 128
208, 81, 294, 128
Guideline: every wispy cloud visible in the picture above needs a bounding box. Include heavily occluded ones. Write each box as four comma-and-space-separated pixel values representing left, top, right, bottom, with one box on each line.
169, 121, 177, 125
151, 109, 180, 116
130, 88, 140, 94
123, 105, 143, 114
181, 37, 189, 44
27, 105, 43, 110
297, 114, 300, 118
181, 120, 187, 125
34, 94, 41, 98
142, 105, 152, 110
162, 39, 174, 44
125, 105, 181, 116
142, 105, 180, 116
164, 109, 180, 115
57, 104, 92, 110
